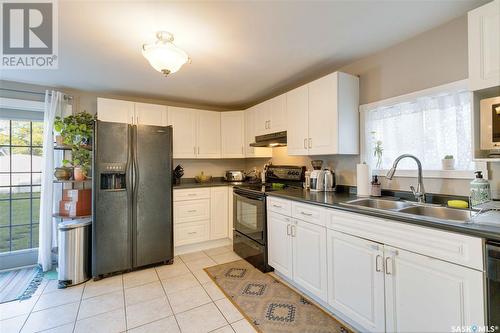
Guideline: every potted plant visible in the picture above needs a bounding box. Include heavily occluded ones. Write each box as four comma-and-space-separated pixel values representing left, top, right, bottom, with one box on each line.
442, 155, 455, 170
54, 111, 95, 180
371, 131, 383, 169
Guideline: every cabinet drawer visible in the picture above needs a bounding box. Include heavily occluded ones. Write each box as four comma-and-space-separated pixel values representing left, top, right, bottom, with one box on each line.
267, 197, 292, 216
174, 188, 211, 201
174, 199, 210, 223
292, 202, 327, 226
327, 209, 484, 271
174, 220, 209, 246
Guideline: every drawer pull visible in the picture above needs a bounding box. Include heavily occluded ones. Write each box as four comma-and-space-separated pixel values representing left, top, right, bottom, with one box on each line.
188, 232, 198, 235
188, 193, 197, 196
187, 210, 197, 213
301, 211, 313, 216
272, 204, 282, 208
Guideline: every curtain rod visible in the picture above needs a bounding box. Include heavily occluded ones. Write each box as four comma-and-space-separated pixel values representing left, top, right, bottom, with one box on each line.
0, 87, 73, 100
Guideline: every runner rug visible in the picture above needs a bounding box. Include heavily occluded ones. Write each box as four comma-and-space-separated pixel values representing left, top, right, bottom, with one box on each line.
0, 266, 43, 304
205, 259, 353, 333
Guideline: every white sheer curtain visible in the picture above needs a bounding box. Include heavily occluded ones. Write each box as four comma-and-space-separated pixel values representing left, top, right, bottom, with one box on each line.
363, 90, 473, 171
38, 91, 63, 271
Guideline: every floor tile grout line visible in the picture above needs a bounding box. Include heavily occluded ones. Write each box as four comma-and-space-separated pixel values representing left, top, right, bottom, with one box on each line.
17, 281, 44, 333
71, 281, 86, 333
121, 274, 127, 332
155, 266, 182, 333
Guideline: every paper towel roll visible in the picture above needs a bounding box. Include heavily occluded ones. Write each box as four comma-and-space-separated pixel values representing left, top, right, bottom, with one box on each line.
356, 163, 371, 197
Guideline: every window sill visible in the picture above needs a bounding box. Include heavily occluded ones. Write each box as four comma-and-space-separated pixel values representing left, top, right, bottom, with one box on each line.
372, 169, 476, 180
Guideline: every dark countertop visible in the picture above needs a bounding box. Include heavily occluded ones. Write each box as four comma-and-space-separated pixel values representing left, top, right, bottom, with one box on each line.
267, 188, 500, 242
173, 177, 241, 189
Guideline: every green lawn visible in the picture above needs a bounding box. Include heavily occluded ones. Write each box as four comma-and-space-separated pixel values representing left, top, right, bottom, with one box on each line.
0, 192, 40, 253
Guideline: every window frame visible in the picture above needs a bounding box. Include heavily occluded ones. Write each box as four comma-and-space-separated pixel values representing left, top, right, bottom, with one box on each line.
359, 79, 487, 180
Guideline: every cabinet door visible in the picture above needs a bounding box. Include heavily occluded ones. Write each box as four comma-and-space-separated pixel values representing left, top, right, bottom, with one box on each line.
267, 212, 293, 279
228, 186, 234, 240
292, 219, 328, 301
384, 246, 485, 333
97, 98, 135, 124
468, 0, 500, 91
168, 107, 197, 158
210, 187, 228, 240
286, 85, 309, 155
327, 230, 385, 333
197, 111, 221, 158
269, 94, 287, 133
254, 101, 271, 136
221, 111, 245, 158
135, 102, 168, 126
308, 73, 338, 155
244, 107, 272, 158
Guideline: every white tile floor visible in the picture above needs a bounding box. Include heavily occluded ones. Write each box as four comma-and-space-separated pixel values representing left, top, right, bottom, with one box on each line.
0, 246, 257, 333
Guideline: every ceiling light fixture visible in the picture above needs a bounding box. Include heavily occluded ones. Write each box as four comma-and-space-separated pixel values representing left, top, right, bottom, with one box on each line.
142, 31, 190, 76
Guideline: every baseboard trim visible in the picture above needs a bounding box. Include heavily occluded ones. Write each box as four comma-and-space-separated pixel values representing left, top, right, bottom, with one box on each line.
174, 238, 232, 256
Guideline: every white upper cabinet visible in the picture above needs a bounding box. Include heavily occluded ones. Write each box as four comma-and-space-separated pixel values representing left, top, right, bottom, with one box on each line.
327, 230, 385, 333
286, 85, 309, 155
468, 0, 500, 91
286, 72, 359, 156
168, 107, 198, 158
197, 111, 221, 158
221, 111, 245, 158
384, 246, 485, 333
97, 98, 135, 124
135, 102, 168, 126
244, 107, 272, 158
254, 94, 287, 136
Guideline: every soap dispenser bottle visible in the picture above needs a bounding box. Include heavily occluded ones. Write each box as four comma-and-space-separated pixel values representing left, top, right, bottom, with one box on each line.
470, 171, 491, 207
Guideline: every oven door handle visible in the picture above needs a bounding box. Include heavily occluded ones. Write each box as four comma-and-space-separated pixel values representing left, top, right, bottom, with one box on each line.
233, 191, 265, 202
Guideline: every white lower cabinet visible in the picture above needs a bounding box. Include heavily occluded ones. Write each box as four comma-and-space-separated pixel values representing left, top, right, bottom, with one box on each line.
210, 187, 228, 240
327, 230, 385, 332
384, 246, 485, 333
267, 197, 486, 333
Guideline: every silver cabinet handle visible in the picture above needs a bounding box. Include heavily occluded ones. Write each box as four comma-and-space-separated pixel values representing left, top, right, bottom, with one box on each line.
198, 147, 200, 154
291, 225, 296, 237
308, 138, 312, 148
286, 224, 291, 236
375, 255, 383, 272
304, 138, 307, 149
385, 257, 393, 275
188, 193, 197, 196
187, 210, 197, 213
188, 231, 197, 235
272, 204, 282, 208
193, 146, 196, 154
268, 120, 271, 129
301, 211, 313, 216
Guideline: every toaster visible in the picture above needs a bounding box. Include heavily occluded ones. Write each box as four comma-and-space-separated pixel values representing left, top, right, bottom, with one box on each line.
225, 170, 245, 182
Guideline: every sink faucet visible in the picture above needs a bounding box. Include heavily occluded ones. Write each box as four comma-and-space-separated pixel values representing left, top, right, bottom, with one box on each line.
386, 154, 426, 203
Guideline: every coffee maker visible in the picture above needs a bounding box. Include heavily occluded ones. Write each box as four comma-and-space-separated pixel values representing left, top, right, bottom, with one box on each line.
309, 160, 325, 192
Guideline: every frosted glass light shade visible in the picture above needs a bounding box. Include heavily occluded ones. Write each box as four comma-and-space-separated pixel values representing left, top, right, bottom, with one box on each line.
142, 31, 189, 76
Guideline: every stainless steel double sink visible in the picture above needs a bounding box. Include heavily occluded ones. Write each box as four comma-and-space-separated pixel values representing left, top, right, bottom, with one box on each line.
343, 198, 472, 223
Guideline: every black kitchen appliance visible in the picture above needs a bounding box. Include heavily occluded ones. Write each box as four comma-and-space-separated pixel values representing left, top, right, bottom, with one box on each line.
92, 120, 173, 278
487, 241, 500, 328
232, 165, 305, 272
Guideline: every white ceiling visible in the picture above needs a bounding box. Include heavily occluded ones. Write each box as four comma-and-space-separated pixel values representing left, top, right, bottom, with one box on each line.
1, 1, 486, 109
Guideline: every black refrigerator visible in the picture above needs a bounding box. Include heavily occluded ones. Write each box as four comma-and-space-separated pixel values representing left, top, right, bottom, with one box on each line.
92, 120, 173, 278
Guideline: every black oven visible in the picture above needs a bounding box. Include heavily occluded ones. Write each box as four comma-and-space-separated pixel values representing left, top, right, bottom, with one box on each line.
487, 241, 500, 328
233, 188, 272, 272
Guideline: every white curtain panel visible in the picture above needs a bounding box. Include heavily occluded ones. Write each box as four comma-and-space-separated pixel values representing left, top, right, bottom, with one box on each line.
363, 90, 473, 171
38, 91, 63, 271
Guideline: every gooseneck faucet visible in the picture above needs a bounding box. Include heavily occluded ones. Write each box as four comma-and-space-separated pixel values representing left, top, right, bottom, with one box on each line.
386, 154, 426, 203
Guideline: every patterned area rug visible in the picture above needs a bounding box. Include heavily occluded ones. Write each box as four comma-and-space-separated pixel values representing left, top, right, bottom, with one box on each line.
0, 266, 43, 304
205, 260, 353, 333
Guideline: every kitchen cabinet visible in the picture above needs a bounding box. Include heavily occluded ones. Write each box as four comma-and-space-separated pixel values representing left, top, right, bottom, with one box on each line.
228, 186, 234, 240
168, 107, 221, 159
384, 246, 485, 333
97, 98, 168, 126
210, 187, 229, 239
244, 107, 272, 158
221, 111, 245, 158
255, 94, 287, 136
197, 111, 221, 158
97, 98, 135, 124
267, 211, 293, 279
327, 230, 385, 333
286, 85, 309, 155
468, 0, 500, 91
292, 218, 328, 301
168, 107, 198, 158
135, 102, 168, 126
286, 72, 359, 156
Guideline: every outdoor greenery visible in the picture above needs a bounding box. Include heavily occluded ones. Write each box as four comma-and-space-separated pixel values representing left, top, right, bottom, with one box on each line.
54, 111, 95, 172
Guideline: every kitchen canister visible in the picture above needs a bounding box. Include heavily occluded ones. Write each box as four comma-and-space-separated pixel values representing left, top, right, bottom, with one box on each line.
356, 163, 371, 197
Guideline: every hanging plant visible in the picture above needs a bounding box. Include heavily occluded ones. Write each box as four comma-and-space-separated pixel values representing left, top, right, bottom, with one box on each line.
54, 111, 95, 177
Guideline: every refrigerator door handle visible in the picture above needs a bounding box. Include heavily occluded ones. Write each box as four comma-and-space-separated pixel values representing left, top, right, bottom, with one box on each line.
133, 125, 139, 206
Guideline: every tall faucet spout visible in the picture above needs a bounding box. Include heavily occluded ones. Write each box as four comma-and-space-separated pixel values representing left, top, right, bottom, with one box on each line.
385, 154, 426, 203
